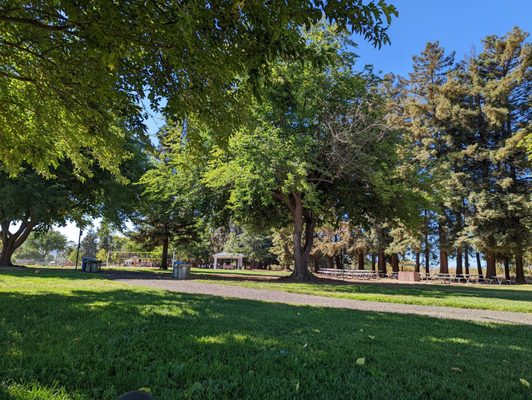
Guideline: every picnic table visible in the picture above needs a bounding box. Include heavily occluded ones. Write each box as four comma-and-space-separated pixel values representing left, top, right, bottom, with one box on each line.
317, 269, 379, 280
486, 275, 512, 285
435, 273, 452, 284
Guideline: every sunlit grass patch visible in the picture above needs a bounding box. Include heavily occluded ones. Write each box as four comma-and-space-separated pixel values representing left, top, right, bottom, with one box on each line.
0, 269, 530, 400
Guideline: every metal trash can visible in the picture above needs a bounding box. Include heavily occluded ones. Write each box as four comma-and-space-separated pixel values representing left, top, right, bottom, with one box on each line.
81, 257, 101, 273
172, 261, 191, 279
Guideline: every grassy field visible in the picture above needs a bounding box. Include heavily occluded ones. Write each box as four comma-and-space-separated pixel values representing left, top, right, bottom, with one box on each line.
0, 268, 531, 400
30, 266, 532, 312
190, 272, 532, 313
103, 266, 289, 277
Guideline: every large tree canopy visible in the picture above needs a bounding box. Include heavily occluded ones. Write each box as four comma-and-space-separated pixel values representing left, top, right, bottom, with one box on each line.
204, 29, 400, 280
0, 0, 397, 176
0, 142, 147, 266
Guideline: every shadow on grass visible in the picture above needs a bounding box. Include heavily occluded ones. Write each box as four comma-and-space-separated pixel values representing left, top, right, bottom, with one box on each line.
0, 271, 531, 400
189, 272, 532, 304
3, 267, 531, 304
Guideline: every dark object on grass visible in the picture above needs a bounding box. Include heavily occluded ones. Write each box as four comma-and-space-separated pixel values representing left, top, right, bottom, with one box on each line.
118, 390, 153, 400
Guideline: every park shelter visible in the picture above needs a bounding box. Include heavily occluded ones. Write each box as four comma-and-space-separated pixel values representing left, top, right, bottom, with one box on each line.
213, 252, 244, 269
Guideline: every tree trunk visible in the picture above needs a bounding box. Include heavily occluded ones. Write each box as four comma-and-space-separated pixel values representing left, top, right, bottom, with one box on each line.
438, 222, 448, 274
0, 240, 15, 266
485, 251, 496, 278
424, 237, 430, 274
515, 249, 525, 284
290, 195, 314, 282
0, 219, 36, 267
327, 257, 334, 269
424, 209, 430, 274
503, 256, 510, 281
335, 254, 343, 269
313, 255, 320, 272
456, 246, 463, 276
476, 252, 483, 278
415, 252, 420, 273
357, 250, 365, 270
160, 235, 169, 270
391, 253, 399, 272
371, 253, 376, 271
464, 245, 470, 275
378, 248, 386, 274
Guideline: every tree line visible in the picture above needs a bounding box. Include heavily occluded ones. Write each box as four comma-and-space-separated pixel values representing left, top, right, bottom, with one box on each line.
0, 2, 529, 283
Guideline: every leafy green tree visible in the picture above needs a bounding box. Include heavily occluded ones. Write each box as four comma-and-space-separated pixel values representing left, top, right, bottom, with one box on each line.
133, 123, 223, 269
0, 143, 147, 266
80, 229, 98, 259
223, 227, 274, 268
270, 227, 294, 270
205, 29, 395, 281
453, 28, 531, 282
396, 41, 456, 274
15, 230, 68, 262
1, 0, 397, 176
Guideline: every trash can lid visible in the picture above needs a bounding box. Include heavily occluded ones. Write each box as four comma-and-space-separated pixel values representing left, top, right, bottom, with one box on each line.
173, 260, 188, 266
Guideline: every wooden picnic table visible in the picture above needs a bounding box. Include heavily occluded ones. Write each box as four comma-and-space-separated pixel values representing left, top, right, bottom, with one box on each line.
317, 269, 379, 280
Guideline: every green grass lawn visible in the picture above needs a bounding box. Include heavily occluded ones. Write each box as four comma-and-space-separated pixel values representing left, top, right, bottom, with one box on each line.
0, 269, 531, 400
31, 266, 532, 312
103, 266, 289, 277
191, 273, 532, 313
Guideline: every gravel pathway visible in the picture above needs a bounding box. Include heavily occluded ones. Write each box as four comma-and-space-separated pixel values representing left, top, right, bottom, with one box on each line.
115, 278, 532, 326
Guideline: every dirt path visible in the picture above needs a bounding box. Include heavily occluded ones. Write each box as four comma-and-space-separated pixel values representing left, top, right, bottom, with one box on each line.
114, 278, 532, 326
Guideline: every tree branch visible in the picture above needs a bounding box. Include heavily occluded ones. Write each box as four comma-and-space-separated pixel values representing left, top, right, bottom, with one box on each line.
0, 15, 74, 33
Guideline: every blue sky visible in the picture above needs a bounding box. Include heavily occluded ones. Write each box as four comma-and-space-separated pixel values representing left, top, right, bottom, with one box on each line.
59, 1, 531, 242
354, 0, 531, 76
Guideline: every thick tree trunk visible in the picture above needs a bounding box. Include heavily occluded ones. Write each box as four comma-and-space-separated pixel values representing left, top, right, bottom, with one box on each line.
378, 248, 386, 274
335, 254, 343, 269
0, 219, 36, 267
160, 235, 169, 270
290, 194, 314, 282
476, 252, 483, 278
327, 257, 334, 269
415, 252, 420, 273
485, 251, 496, 278
515, 249, 525, 284
371, 253, 376, 271
456, 246, 463, 276
503, 256, 510, 281
464, 245, 470, 275
357, 250, 365, 270
0, 241, 15, 266
438, 221, 449, 274
391, 253, 399, 272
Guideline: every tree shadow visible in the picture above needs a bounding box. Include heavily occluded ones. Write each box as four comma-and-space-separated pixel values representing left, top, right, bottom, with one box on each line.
0, 276, 531, 400
301, 277, 532, 302
194, 272, 532, 303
